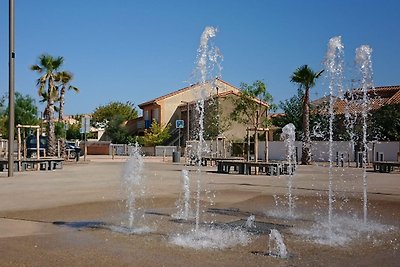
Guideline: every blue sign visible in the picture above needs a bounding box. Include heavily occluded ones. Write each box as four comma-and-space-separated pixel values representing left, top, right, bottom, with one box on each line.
176, 120, 184, 129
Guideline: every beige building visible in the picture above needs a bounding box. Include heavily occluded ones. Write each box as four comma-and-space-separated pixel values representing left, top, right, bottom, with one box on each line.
129, 78, 272, 146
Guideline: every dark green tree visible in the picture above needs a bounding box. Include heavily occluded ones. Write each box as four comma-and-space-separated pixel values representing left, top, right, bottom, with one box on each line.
104, 115, 131, 144
92, 101, 138, 125
0, 92, 39, 138
370, 104, 400, 141
66, 122, 81, 140
273, 88, 304, 139
92, 102, 138, 144
290, 65, 324, 165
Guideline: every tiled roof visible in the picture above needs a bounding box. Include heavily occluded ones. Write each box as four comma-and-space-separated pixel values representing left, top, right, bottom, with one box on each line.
312, 85, 400, 115
177, 89, 269, 109
387, 89, 400, 105
138, 83, 197, 108
138, 78, 239, 108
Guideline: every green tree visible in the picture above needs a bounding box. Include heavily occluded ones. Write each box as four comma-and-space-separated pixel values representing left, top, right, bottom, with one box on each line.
0, 92, 39, 138
31, 54, 64, 156
273, 88, 304, 139
92, 101, 138, 126
204, 96, 231, 139
230, 80, 276, 161
104, 115, 131, 144
143, 120, 171, 146
370, 104, 400, 141
290, 65, 324, 165
55, 71, 79, 121
230, 80, 276, 127
66, 122, 81, 140
92, 102, 138, 144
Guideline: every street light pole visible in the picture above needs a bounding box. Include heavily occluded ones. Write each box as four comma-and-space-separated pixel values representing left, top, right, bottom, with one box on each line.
8, 0, 15, 177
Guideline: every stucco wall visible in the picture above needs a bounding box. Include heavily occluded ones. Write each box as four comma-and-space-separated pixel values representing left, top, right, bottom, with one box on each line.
159, 79, 239, 128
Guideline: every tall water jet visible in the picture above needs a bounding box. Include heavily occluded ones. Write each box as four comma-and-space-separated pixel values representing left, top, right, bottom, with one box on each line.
172, 169, 192, 220
170, 27, 251, 250
324, 36, 344, 232
121, 143, 145, 229
355, 45, 374, 224
192, 26, 222, 231
281, 123, 297, 217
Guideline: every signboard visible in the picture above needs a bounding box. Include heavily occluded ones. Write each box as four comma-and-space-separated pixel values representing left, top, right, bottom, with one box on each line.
81, 116, 90, 133
176, 120, 184, 129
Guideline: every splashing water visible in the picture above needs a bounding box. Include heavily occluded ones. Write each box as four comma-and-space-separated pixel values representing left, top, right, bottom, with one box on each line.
268, 229, 289, 259
170, 228, 251, 250
244, 215, 256, 229
324, 36, 344, 234
355, 45, 373, 224
282, 123, 297, 217
293, 215, 394, 246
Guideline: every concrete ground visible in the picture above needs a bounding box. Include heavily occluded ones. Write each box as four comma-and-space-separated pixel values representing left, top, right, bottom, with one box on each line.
0, 155, 399, 266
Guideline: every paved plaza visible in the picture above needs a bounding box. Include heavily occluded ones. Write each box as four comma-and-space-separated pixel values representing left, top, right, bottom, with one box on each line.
0, 155, 399, 266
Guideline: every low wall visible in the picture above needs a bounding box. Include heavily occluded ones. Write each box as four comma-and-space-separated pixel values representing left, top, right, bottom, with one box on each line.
80, 141, 111, 155
258, 141, 400, 162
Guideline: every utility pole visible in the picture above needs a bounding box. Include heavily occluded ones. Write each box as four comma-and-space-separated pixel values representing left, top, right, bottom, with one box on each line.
8, 0, 15, 177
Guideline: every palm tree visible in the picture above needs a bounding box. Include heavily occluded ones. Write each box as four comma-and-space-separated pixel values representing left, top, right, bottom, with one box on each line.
290, 65, 324, 165
55, 71, 79, 121
31, 54, 64, 157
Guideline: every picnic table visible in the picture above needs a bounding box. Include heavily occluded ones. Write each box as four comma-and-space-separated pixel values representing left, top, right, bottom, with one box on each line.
372, 161, 400, 173
216, 160, 295, 176
0, 157, 64, 172
201, 156, 244, 166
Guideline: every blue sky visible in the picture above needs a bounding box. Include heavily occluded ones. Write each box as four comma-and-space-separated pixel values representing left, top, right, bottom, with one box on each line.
0, 0, 399, 116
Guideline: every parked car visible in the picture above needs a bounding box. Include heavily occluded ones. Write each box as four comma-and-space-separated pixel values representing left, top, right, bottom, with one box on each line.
26, 135, 47, 158
26, 135, 81, 160
65, 141, 82, 160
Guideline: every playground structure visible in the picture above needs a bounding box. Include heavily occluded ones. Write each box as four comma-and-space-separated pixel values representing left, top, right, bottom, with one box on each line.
0, 124, 64, 172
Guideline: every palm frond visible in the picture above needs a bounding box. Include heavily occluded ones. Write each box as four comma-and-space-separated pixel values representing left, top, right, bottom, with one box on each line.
68, 85, 79, 92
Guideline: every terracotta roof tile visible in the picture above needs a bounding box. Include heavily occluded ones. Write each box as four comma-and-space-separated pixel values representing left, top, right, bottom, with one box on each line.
387, 90, 400, 105
314, 85, 400, 115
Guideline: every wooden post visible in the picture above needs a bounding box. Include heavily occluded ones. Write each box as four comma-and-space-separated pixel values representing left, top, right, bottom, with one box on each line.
36, 129, 40, 160
17, 126, 21, 170
265, 130, 269, 163
255, 130, 258, 163
247, 129, 250, 161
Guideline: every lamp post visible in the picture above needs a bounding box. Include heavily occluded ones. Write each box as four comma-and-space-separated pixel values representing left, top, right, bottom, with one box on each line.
8, 0, 15, 177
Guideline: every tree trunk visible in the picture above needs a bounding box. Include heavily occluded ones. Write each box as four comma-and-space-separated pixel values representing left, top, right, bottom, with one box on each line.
301, 86, 311, 165
47, 78, 57, 157
59, 87, 65, 121
47, 103, 57, 157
